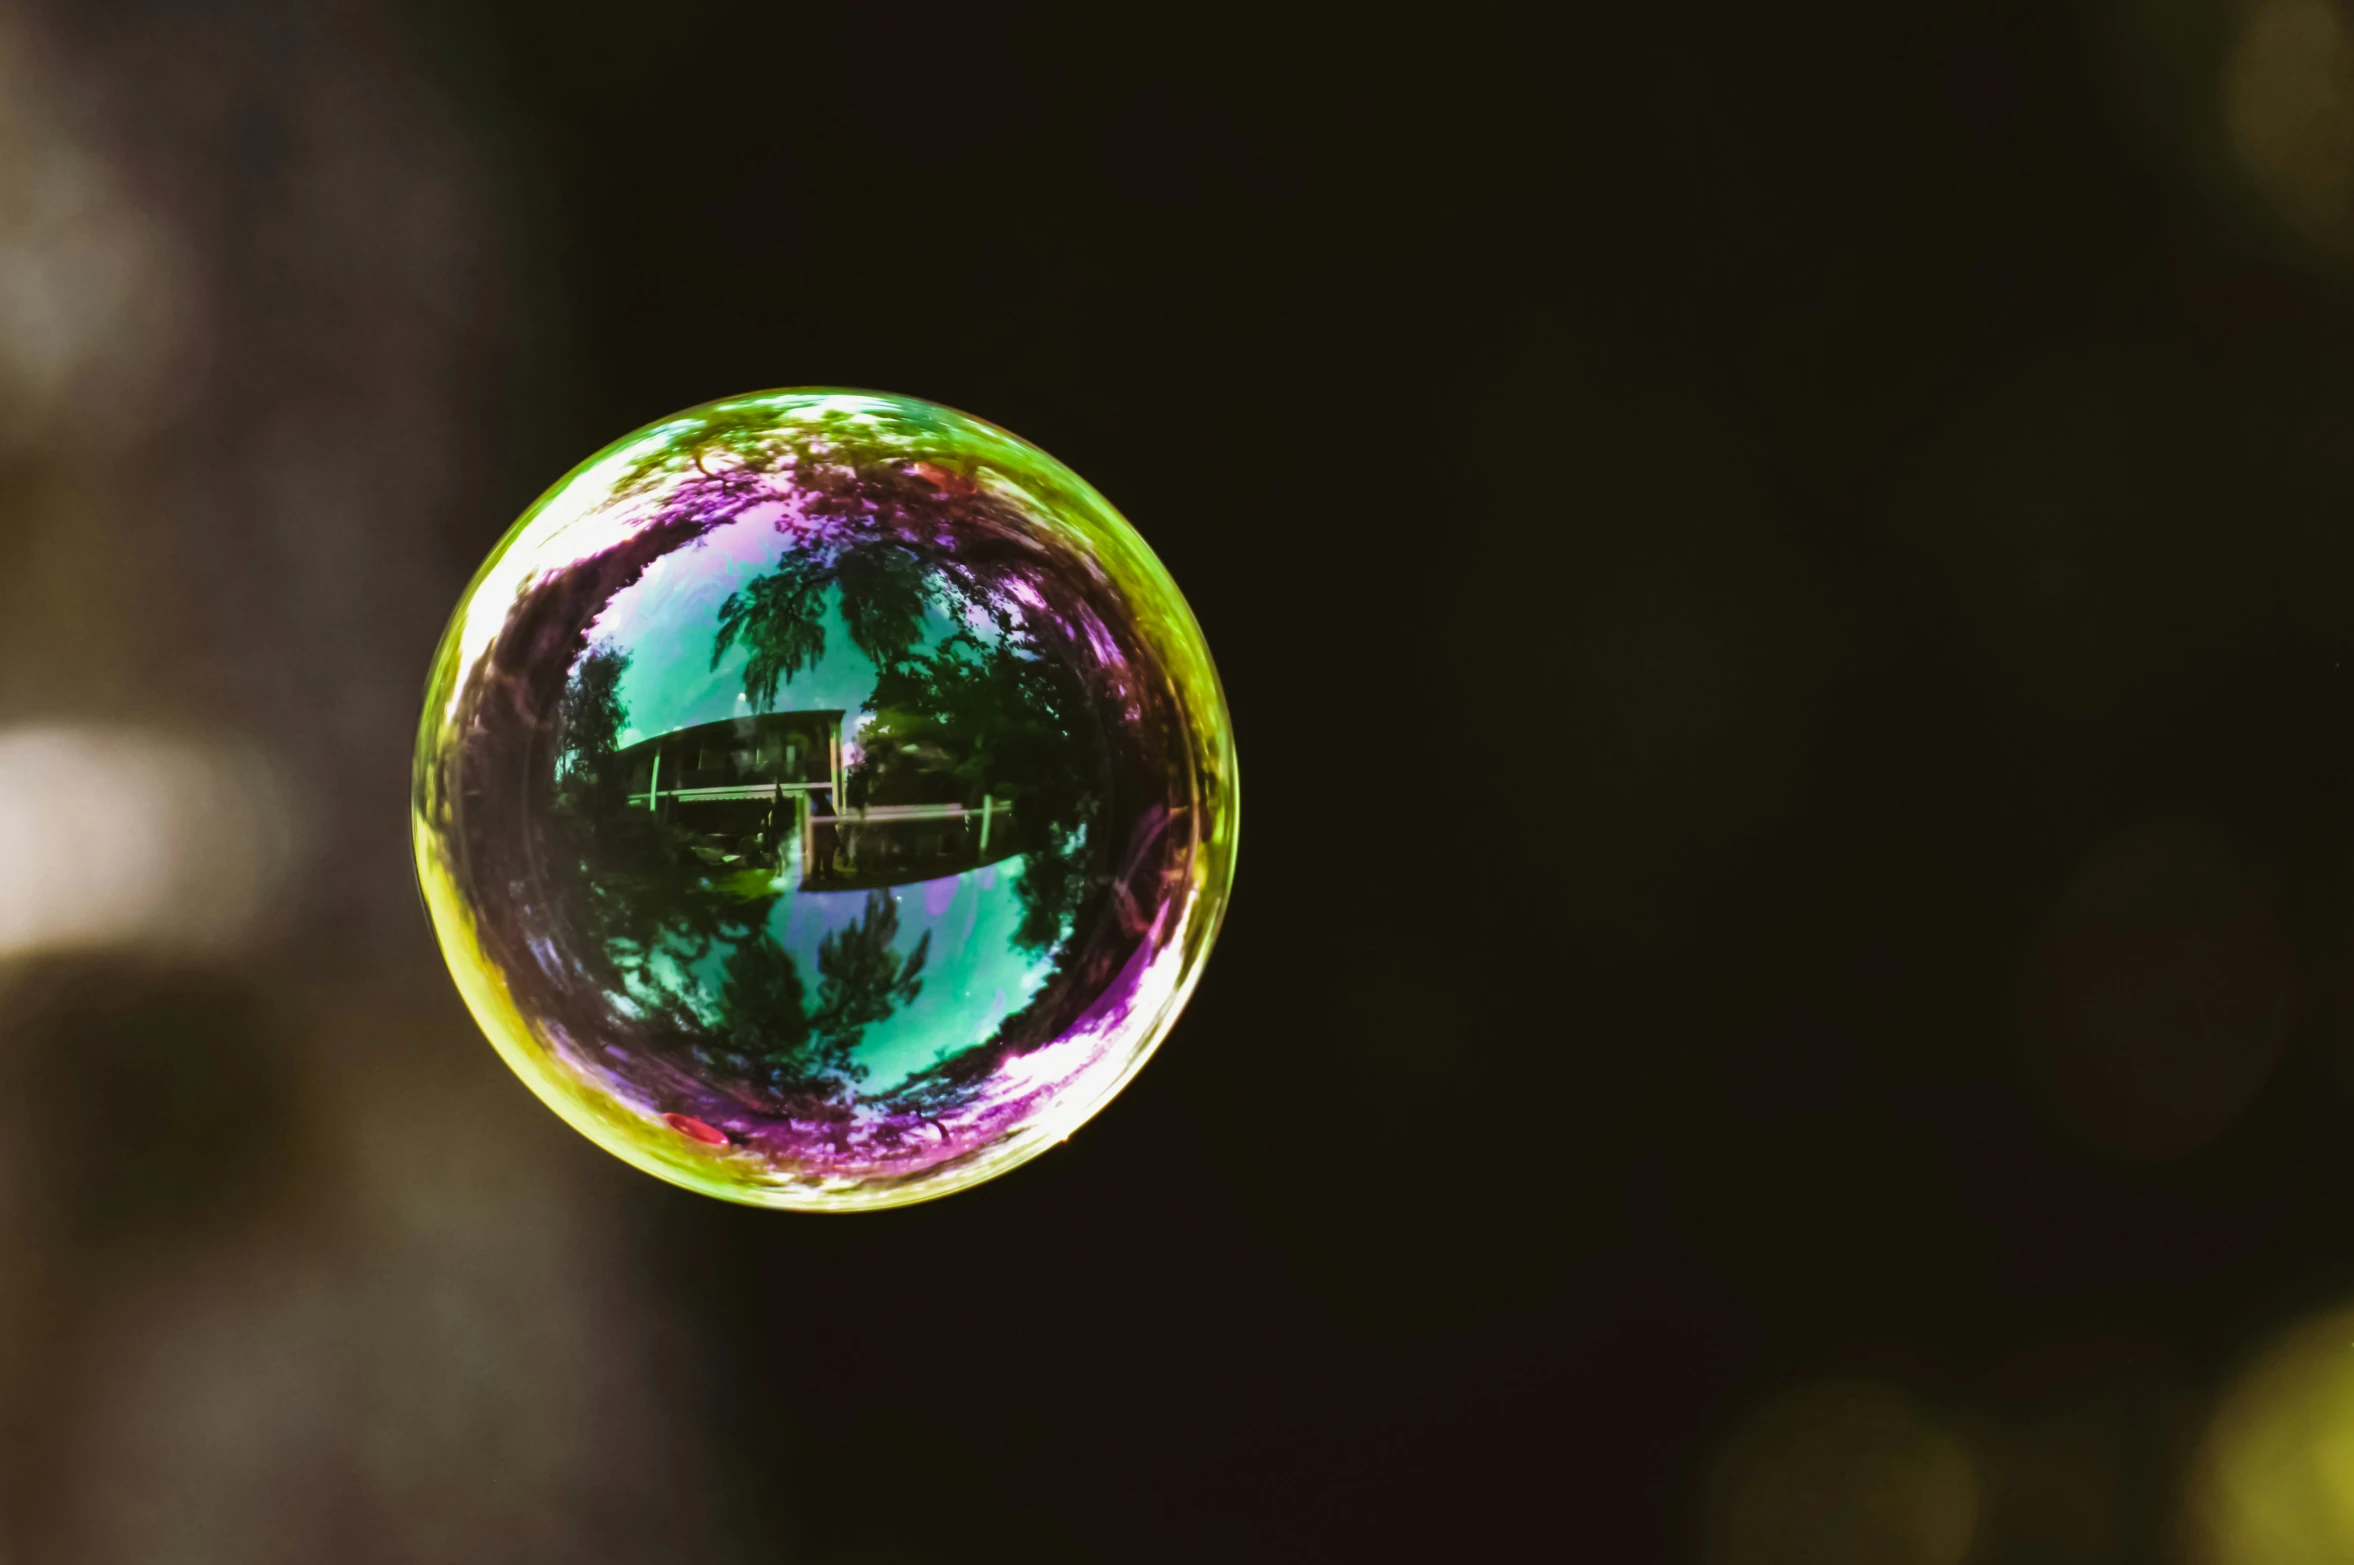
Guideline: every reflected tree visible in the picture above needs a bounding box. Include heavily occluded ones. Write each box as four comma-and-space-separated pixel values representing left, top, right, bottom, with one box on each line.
709, 506, 1118, 964
707, 931, 814, 1092
711, 558, 827, 711
553, 641, 630, 816
856, 621, 1105, 951
711, 542, 931, 710
835, 545, 930, 674
811, 890, 930, 1073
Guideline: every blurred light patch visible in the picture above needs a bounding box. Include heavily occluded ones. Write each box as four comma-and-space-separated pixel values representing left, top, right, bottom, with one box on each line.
2225, 0, 2354, 256
2027, 815, 2290, 1159
1699, 1379, 1980, 1565
0, 10, 187, 452
2187, 1301, 2354, 1564
0, 726, 295, 961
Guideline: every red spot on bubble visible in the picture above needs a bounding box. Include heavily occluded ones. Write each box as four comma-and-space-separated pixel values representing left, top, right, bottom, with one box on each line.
664, 1113, 730, 1146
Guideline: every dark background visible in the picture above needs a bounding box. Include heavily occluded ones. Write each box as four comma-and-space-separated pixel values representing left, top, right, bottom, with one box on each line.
4, 0, 2354, 1560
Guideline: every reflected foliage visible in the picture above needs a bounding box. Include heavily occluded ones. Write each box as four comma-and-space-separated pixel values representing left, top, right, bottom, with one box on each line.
813, 890, 930, 1069
711, 932, 812, 1092
856, 621, 1102, 952
554, 641, 630, 815
514, 490, 1162, 1122
715, 503, 1116, 961
711, 562, 827, 712
543, 633, 951, 1110
835, 545, 931, 677
711, 543, 932, 712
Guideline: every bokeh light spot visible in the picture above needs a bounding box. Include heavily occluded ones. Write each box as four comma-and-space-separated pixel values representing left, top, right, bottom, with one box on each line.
0, 726, 295, 962
0, 12, 189, 459
2226, 0, 2354, 255
2188, 1302, 2354, 1565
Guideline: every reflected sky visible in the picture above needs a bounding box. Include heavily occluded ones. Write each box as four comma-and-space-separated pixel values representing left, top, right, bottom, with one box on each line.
651, 857, 1057, 1096
577, 505, 1072, 1098
596, 506, 962, 748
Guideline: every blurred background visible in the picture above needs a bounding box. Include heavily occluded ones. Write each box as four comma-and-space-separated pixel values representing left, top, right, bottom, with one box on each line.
7, 0, 2354, 1559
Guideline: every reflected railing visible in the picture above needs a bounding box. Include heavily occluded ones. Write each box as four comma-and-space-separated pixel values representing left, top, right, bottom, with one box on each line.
607, 711, 1018, 890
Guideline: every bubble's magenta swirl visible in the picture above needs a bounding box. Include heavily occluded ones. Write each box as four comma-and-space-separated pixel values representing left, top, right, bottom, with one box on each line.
412, 390, 1237, 1210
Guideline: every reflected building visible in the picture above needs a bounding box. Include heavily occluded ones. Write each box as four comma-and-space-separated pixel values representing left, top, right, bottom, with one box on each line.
615, 710, 1015, 891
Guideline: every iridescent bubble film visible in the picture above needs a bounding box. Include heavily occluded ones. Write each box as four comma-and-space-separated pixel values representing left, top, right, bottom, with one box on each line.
412, 391, 1237, 1210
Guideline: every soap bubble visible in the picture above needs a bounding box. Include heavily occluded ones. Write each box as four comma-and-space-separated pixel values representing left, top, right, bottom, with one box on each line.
412, 390, 1237, 1210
